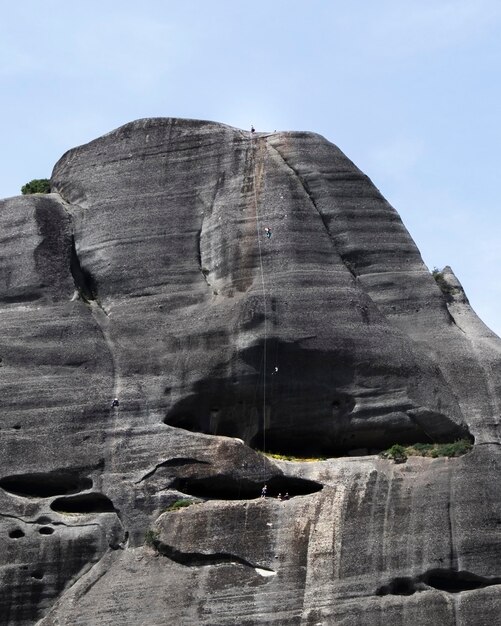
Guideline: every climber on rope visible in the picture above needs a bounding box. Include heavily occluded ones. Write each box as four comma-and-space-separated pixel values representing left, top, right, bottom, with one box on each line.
261, 484, 268, 498
264, 227, 272, 239
272, 366, 279, 375
111, 398, 119, 408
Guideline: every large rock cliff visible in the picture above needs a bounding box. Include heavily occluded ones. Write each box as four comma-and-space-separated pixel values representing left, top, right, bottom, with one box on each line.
1, 118, 501, 625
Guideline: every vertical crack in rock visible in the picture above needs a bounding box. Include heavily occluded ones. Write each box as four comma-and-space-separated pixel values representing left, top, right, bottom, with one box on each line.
49, 192, 120, 407
197, 171, 226, 290
266, 140, 356, 275
447, 472, 458, 570
70, 236, 98, 303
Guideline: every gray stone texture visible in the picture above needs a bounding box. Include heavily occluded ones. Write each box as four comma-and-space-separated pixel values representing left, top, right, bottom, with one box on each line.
1, 118, 501, 624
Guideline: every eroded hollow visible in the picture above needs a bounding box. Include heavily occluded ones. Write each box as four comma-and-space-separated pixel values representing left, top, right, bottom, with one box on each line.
376, 577, 418, 596
50, 493, 115, 514
377, 569, 501, 596
163, 335, 472, 457
422, 569, 501, 593
172, 475, 323, 500
0, 471, 92, 498
9, 529, 25, 539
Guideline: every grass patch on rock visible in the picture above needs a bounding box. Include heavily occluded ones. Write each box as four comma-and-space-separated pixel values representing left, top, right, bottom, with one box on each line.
262, 451, 326, 463
164, 498, 194, 512
380, 439, 473, 463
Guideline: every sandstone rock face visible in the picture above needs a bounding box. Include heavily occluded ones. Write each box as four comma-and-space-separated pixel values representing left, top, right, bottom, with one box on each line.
1, 118, 500, 625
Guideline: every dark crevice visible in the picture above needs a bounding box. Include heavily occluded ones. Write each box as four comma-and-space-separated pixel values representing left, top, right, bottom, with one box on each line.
1, 512, 100, 531
423, 569, 501, 593
155, 541, 275, 575
70, 235, 98, 302
377, 569, 501, 596
0, 471, 92, 498
1, 292, 41, 304
9, 529, 25, 539
50, 493, 116, 514
171, 474, 323, 500
136, 458, 210, 484
267, 140, 357, 279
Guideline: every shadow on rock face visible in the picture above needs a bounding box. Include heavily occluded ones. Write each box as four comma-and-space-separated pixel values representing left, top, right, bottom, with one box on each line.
0, 471, 92, 498
50, 493, 116, 514
171, 474, 323, 500
163, 340, 470, 457
376, 568, 501, 596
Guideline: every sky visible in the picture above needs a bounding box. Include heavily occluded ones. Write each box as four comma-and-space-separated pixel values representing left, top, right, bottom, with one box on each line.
1, 0, 500, 335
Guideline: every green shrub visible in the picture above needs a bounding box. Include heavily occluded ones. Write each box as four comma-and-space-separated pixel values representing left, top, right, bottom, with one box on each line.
411, 442, 433, 454
21, 179, 51, 195
381, 439, 472, 462
380, 444, 408, 463
165, 498, 193, 512
432, 267, 457, 299
431, 439, 472, 458
144, 529, 158, 546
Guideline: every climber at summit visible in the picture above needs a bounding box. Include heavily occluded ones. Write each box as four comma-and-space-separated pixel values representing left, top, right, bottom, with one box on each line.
261, 484, 267, 498
251, 125, 255, 133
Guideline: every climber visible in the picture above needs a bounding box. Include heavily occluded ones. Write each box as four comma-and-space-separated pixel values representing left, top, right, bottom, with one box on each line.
111, 398, 119, 408
272, 366, 279, 375
277, 493, 282, 501
283, 492, 290, 500
251, 125, 255, 133
264, 227, 272, 239
261, 484, 268, 498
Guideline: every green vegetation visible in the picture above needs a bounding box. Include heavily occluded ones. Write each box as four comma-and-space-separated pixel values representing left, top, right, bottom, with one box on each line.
263, 451, 326, 463
381, 439, 473, 463
380, 444, 407, 463
164, 498, 194, 512
144, 529, 158, 546
21, 178, 51, 195
432, 267, 457, 299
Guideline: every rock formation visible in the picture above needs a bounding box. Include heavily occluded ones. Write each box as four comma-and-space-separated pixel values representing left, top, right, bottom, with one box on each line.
1, 118, 501, 624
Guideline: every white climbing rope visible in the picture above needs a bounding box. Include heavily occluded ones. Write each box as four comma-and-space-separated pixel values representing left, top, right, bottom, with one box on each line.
250, 130, 268, 461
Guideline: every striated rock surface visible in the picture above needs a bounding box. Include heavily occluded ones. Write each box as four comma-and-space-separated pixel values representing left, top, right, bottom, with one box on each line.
1, 118, 501, 625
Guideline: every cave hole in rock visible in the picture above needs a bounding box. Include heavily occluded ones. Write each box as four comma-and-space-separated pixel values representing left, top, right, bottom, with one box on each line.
12, 424, 21, 431
0, 471, 92, 498
163, 387, 380, 458
39, 527, 54, 535
9, 529, 25, 539
31, 571, 44, 580
50, 492, 116, 514
376, 577, 417, 596
171, 474, 323, 501
377, 569, 501, 596
421, 569, 501, 593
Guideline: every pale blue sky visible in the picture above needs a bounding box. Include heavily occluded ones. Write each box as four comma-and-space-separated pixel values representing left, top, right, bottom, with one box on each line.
2, 0, 500, 334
